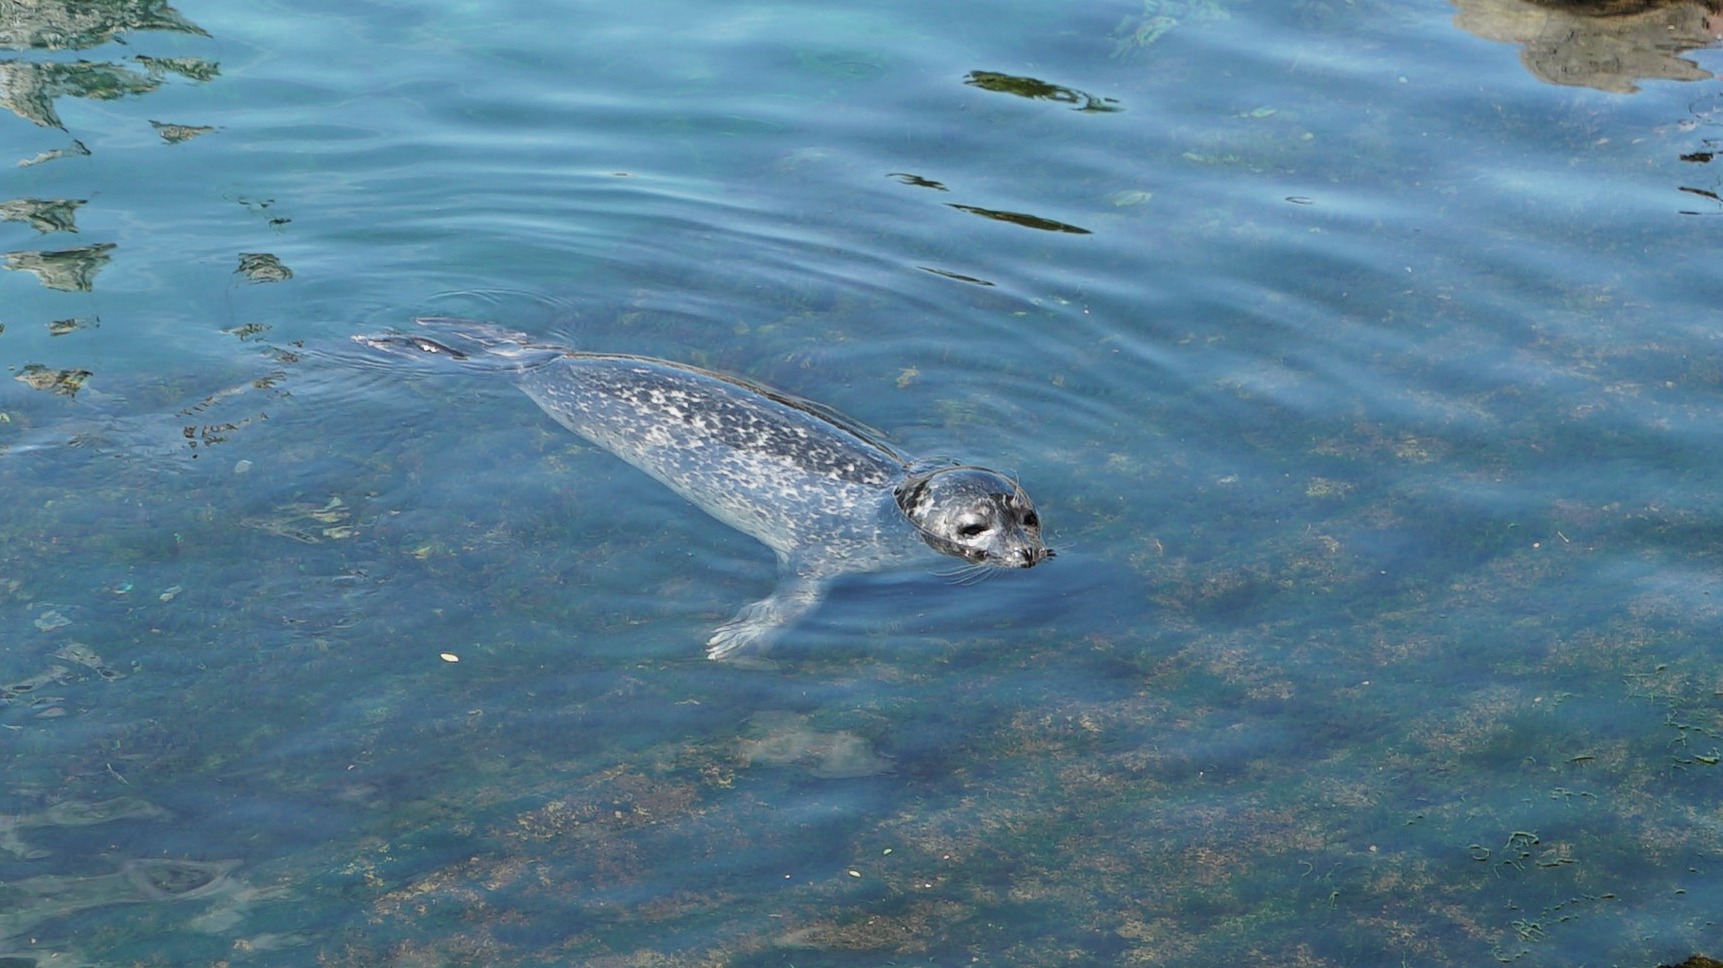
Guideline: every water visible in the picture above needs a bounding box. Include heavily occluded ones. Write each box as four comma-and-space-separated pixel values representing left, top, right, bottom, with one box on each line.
3, 0, 1722, 964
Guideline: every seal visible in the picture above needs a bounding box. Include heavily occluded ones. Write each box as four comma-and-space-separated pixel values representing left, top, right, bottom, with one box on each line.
354, 317, 1053, 659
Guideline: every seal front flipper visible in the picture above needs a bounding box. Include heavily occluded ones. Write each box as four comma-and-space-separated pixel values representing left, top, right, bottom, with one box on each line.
706, 573, 828, 661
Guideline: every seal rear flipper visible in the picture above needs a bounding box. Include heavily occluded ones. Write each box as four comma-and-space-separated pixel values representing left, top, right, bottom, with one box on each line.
706, 574, 828, 661
351, 317, 566, 374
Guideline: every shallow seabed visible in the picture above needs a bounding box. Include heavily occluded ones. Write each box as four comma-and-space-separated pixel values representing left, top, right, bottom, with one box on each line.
3, 0, 1723, 965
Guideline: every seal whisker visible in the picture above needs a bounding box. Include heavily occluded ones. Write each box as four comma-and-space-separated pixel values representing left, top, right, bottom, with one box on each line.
936, 562, 995, 585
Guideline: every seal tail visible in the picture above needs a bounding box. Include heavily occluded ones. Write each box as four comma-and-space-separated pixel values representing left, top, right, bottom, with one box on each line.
350, 317, 567, 374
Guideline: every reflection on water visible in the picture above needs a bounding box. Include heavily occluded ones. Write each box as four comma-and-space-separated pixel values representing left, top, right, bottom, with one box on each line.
0, 0, 205, 51
1452, 0, 1723, 92
0, 57, 186, 129
3, 243, 113, 292
150, 119, 218, 144
0, 198, 83, 234
946, 202, 1094, 234
0, 0, 219, 398
235, 253, 294, 284
10, 364, 92, 397
45, 316, 98, 338
1674, 91, 1723, 211
0, 0, 294, 450
0, 0, 220, 299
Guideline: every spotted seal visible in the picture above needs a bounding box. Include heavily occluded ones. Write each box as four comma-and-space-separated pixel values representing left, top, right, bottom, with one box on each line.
354, 317, 1053, 659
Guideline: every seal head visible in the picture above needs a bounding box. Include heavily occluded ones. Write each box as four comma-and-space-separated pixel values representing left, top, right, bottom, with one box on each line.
896, 466, 1053, 568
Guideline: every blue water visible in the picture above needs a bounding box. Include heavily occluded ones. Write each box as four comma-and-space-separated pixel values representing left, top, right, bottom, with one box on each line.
4, 0, 1723, 964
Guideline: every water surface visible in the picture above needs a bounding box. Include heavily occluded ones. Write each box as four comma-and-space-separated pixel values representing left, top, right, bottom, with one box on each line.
3, 0, 1723, 964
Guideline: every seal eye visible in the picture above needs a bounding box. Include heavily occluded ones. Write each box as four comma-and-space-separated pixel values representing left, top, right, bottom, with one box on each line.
958, 522, 988, 538
1022, 511, 1039, 529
